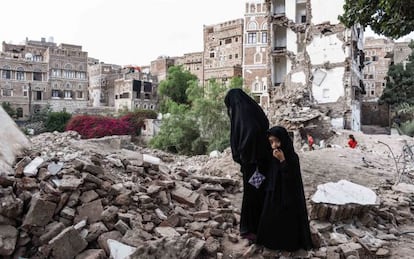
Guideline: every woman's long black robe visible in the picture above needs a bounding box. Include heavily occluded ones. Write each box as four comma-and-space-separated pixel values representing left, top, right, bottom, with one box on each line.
224, 88, 271, 236
256, 126, 313, 252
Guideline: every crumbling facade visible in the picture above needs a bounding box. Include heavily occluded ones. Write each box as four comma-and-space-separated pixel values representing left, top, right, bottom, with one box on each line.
0, 38, 89, 118
88, 62, 122, 107
203, 19, 244, 85
243, 1, 270, 108
114, 67, 158, 112
265, 0, 365, 138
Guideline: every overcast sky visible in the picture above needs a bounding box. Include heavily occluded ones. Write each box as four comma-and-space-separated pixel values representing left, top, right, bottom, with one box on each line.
0, 0, 412, 66
0, 0, 245, 66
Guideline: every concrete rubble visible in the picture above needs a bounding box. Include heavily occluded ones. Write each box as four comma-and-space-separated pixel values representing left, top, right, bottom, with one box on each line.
0, 130, 414, 258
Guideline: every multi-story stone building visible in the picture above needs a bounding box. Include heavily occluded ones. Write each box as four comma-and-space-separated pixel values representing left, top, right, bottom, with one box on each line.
114, 67, 158, 112
264, 0, 365, 135
362, 37, 394, 101
0, 37, 89, 118
88, 62, 122, 107
243, 0, 270, 108
203, 19, 244, 85
174, 52, 203, 82
150, 56, 176, 82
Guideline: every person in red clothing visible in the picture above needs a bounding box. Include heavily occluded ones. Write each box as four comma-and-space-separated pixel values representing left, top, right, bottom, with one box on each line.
348, 134, 357, 148
306, 133, 314, 151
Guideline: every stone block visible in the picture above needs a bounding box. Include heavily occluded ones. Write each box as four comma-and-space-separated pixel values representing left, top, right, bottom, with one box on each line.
49, 227, 88, 259
23, 196, 56, 227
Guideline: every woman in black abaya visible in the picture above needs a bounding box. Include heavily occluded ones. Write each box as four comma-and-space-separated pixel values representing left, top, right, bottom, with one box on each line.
256, 126, 313, 253
224, 88, 271, 242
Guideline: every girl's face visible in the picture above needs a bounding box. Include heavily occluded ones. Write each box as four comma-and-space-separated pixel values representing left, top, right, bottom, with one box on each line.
268, 135, 281, 150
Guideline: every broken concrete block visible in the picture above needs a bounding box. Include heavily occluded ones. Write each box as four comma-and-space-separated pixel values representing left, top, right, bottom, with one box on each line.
39, 222, 65, 244
107, 239, 137, 259
80, 190, 99, 203
171, 186, 200, 206
114, 220, 130, 235
76, 199, 104, 223
75, 249, 106, 259
86, 222, 108, 242
97, 230, 123, 255
49, 227, 88, 259
154, 226, 180, 237
23, 157, 44, 177
23, 196, 56, 227
47, 161, 64, 175
0, 225, 18, 256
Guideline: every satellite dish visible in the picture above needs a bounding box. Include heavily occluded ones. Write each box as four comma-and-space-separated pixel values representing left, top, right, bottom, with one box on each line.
25, 53, 33, 60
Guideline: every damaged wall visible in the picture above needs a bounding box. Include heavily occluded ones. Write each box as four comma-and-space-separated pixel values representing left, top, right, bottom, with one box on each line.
266, 0, 365, 139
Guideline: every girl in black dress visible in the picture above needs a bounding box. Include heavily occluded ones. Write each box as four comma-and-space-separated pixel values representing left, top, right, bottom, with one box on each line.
256, 126, 313, 253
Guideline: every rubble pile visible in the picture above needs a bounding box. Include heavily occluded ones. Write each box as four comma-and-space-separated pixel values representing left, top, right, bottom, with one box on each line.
1, 130, 414, 258
0, 131, 242, 259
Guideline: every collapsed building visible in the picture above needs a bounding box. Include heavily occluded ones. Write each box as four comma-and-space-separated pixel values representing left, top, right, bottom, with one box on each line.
264, 0, 365, 144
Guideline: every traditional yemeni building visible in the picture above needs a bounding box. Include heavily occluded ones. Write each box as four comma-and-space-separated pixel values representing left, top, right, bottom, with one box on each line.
264, 0, 365, 137
203, 19, 244, 85
0, 37, 89, 118
114, 66, 158, 112
393, 41, 412, 65
150, 56, 176, 82
88, 62, 122, 107
243, 0, 270, 108
174, 52, 203, 82
362, 37, 394, 101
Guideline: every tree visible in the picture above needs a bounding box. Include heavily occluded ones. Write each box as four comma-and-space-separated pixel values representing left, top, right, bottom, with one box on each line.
1, 102, 16, 118
158, 65, 198, 110
379, 42, 414, 106
45, 111, 72, 132
339, 0, 414, 39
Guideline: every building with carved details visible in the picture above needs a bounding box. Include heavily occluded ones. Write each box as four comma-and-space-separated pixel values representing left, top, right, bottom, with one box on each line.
174, 52, 203, 82
0, 38, 89, 118
114, 66, 158, 112
265, 0, 365, 133
203, 19, 244, 85
362, 37, 394, 101
88, 61, 122, 107
243, 0, 270, 108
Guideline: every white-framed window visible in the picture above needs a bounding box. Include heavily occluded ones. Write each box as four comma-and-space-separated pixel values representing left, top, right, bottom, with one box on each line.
23, 85, 28, 97
2, 66, 11, 79
2, 89, 12, 96
261, 32, 268, 43
77, 91, 83, 99
254, 52, 263, 64
16, 67, 25, 80
52, 90, 60, 98
248, 33, 257, 44
64, 90, 72, 99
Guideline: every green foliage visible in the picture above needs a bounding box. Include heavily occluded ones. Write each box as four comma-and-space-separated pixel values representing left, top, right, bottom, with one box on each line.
339, 0, 414, 39
400, 120, 414, 137
45, 111, 72, 132
151, 77, 240, 155
380, 42, 414, 106
158, 65, 198, 107
149, 104, 203, 155
31, 104, 52, 122
1, 102, 16, 117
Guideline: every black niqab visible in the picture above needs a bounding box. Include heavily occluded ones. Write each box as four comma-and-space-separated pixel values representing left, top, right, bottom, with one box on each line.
224, 88, 270, 166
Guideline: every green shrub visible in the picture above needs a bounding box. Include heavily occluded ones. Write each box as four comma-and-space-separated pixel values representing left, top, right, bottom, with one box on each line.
400, 120, 414, 137
45, 111, 72, 132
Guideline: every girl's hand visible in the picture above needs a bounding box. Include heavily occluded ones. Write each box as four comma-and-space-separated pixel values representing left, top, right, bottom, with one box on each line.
272, 149, 285, 162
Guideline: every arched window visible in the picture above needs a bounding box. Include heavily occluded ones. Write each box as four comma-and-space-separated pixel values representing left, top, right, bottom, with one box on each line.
248, 21, 258, 31
254, 52, 262, 64
262, 22, 268, 30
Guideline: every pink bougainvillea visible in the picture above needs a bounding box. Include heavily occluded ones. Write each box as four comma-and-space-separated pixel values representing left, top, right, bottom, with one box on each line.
65, 115, 134, 139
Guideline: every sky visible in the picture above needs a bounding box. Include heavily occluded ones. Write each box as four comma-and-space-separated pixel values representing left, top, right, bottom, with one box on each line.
0, 0, 412, 66
0, 0, 245, 66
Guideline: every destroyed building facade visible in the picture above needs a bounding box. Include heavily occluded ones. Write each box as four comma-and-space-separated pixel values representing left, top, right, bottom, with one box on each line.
264, 0, 365, 133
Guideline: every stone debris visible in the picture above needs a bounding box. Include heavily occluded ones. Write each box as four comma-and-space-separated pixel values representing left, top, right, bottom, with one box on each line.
0, 130, 413, 258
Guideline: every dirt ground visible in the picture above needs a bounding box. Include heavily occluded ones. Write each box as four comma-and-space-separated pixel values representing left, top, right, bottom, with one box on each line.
177, 129, 414, 258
